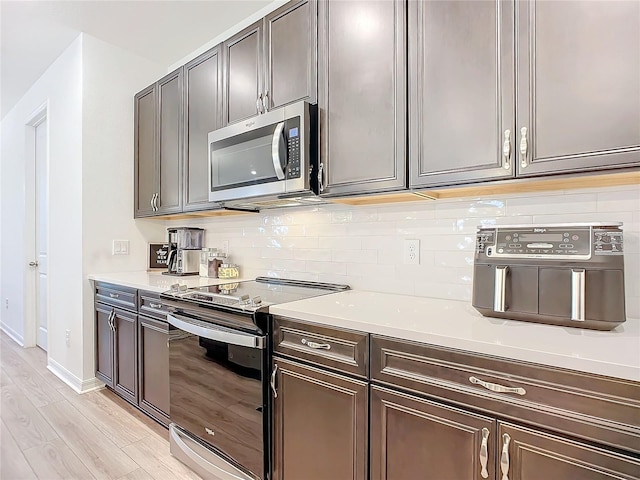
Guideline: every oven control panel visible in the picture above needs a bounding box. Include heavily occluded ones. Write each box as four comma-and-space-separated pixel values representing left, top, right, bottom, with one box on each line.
476, 224, 624, 260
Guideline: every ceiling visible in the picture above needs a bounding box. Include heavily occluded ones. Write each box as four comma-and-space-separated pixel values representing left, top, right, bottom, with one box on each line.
0, 0, 273, 119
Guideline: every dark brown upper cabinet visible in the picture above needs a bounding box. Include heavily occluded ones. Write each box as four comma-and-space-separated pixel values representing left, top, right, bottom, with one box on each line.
223, 0, 317, 126
515, 0, 640, 176
264, 0, 317, 110
134, 68, 183, 217
317, 0, 407, 197
183, 46, 224, 212
409, 0, 515, 188
410, 0, 639, 190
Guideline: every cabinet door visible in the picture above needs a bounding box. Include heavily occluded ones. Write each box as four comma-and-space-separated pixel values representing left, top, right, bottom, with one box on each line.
95, 304, 114, 387
113, 309, 138, 405
183, 46, 224, 212
272, 358, 368, 480
138, 316, 169, 426
499, 422, 640, 480
318, 0, 406, 196
134, 85, 157, 217
156, 68, 183, 214
516, 0, 640, 176
264, 0, 317, 110
409, 0, 515, 188
223, 21, 264, 125
371, 385, 496, 480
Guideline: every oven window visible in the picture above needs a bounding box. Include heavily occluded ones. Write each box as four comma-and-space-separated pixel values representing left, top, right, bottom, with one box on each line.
210, 124, 278, 190
169, 328, 265, 479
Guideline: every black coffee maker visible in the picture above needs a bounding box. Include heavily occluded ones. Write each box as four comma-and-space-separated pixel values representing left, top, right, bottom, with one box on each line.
164, 227, 205, 276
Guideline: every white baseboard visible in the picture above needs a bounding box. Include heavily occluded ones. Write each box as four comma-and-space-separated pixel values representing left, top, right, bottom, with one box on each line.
47, 358, 105, 394
1, 322, 24, 346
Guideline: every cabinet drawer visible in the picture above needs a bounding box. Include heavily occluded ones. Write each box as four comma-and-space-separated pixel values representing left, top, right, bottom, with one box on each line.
371, 335, 640, 454
273, 316, 368, 378
138, 291, 167, 321
95, 283, 137, 312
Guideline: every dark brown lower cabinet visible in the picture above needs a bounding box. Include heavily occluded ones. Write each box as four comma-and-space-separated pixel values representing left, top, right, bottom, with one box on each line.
370, 385, 496, 480
95, 303, 114, 386
138, 316, 169, 426
272, 357, 368, 480
113, 308, 138, 405
95, 303, 138, 405
499, 423, 640, 480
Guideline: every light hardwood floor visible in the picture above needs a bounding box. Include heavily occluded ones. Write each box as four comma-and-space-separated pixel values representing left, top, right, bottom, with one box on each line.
0, 332, 202, 480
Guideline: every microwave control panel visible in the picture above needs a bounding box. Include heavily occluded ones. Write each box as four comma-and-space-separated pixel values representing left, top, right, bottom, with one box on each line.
285, 117, 301, 179
476, 225, 623, 260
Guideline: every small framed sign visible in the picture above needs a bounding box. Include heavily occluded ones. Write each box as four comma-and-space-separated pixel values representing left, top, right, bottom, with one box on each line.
148, 243, 169, 270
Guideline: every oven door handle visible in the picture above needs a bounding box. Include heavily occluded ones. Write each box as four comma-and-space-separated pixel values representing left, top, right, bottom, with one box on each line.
167, 314, 265, 349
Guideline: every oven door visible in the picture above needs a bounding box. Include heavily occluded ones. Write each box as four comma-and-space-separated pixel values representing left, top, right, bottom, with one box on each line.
208, 101, 310, 203
168, 312, 267, 480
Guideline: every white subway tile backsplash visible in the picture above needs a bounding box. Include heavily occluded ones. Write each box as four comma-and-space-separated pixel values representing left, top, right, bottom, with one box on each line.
507, 193, 597, 216
597, 188, 640, 212
436, 199, 506, 219
332, 249, 378, 264
319, 236, 363, 250
170, 184, 638, 319
306, 261, 347, 276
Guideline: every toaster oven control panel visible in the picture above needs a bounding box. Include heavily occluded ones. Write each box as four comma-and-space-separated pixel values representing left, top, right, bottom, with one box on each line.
477, 225, 623, 260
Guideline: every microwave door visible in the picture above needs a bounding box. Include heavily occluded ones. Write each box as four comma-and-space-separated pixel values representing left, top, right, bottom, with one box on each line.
210, 123, 281, 190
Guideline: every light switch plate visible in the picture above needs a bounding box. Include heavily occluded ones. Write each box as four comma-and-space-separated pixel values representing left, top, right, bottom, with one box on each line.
112, 240, 130, 255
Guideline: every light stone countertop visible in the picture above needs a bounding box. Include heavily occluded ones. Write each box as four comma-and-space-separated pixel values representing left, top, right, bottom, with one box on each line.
88, 271, 251, 293
269, 290, 640, 382
87, 272, 640, 382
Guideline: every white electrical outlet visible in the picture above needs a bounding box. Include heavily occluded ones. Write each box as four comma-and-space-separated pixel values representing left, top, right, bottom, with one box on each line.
403, 239, 420, 265
5, 298, 8, 309
65, 329, 71, 347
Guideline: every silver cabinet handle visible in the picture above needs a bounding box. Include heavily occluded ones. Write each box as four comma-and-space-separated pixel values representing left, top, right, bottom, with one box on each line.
571, 269, 586, 321
470, 376, 526, 396
271, 121, 286, 180
257, 93, 264, 114
318, 163, 325, 193
28, 261, 39, 267
150, 194, 155, 211
270, 364, 278, 398
108, 310, 115, 332
494, 266, 508, 313
109, 293, 120, 299
263, 90, 269, 112
519, 127, 528, 168
154, 193, 160, 211
480, 427, 490, 479
149, 302, 162, 309
500, 433, 511, 480
502, 129, 511, 170
301, 338, 331, 350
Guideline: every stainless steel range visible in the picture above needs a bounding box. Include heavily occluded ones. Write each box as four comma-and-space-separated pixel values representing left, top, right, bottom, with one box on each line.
160, 277, 349, 480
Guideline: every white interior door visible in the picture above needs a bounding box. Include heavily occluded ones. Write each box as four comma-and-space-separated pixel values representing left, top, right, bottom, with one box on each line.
35, 118, 48, 351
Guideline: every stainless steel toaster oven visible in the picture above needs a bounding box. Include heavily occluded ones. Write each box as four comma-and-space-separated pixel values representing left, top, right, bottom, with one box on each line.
472, 223, 626, 330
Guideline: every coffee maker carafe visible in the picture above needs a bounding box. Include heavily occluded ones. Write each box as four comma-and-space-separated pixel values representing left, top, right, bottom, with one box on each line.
164, 227, 205, 276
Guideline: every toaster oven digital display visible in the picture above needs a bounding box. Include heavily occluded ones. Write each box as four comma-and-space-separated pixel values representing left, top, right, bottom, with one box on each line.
518, 233, 564, 242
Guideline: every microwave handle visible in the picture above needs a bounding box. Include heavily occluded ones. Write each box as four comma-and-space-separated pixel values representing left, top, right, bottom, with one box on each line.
494, 266, 508, 313
272, 121, 286, 180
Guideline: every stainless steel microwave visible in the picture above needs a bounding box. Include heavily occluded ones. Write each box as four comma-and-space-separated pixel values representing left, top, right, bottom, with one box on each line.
208, 101, 317, 205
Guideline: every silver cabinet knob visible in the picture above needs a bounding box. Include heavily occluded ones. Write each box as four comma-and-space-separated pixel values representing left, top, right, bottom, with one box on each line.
28, 261, 39, 267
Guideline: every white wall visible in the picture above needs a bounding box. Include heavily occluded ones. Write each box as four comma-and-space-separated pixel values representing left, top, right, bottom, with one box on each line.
80, 34, 166, 380
0, 33, 166, 388
168, 184, 640, 320
1, 36, 83, 348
